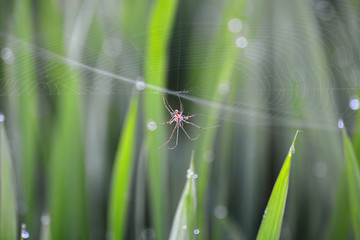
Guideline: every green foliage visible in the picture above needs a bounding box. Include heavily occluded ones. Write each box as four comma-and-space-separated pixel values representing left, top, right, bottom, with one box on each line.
49, 71, 89, 240
257, 131, 299, 240
1, 0, 360, 240
108, 94, 139, 240
343, 130, 360, 239
4, 0, 39, 234
169, 151, 197, 240
143, 0, 179, 238
326, 173, 351, 240
0, 120, 17, 240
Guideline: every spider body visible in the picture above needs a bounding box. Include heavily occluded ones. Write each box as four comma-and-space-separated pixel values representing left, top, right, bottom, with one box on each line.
155, 95, 219, 150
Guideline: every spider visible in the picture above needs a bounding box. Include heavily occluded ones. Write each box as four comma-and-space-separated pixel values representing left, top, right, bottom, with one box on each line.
155, 95, 220, 150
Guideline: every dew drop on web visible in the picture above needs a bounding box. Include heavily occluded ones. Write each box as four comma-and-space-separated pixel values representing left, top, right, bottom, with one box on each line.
349, 97, 359, 110
214, 205, 228, 219
227, 18, 243, 33
136, 77, 146, 91
1, 47, 15, 64
337, 119, 344, 129
235, 37, 248, 48
218, 82, 230, 95
147, 121, 157, 131
21, 224, 30, 239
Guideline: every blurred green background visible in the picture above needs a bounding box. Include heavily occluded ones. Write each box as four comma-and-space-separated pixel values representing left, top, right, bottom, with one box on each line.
0, 0, 360, 239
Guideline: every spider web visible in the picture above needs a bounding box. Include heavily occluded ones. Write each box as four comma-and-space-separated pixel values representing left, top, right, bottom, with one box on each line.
1, 1, 360, 239
0, 0, 359, 131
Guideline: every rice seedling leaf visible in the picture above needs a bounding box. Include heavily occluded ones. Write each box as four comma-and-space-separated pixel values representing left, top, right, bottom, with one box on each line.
325, 172, 351, 240
169, 151, 197, 240
256, 130, 300, 240
195, 0, 243, 236
343, 130, 360, 240
143, 0, 178, 238
5, 0, 40, 232
49, 74, 89, 240
108, 94, 139, 240
0, 120, 17, 240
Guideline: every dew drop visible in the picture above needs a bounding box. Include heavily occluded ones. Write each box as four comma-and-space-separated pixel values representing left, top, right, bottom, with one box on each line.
349, 97, 359, 110
21, 224, 30, 239
218, 82, 230, 95
290, 145, 295, 155
214, 205, 228, 219
235, 37, 248, 48
41, 214, 51, 225
193, 174, 198, 179
136, 77, 146, 91
147, 121, 157, 131
186, 174, 192, 179
0, 114, 4, 122
194, 229, 200, 234
21, 231, 30, 239
227, 18, 243, 33
183, 225, 187, 230
187, 169, 193, 174
338, 119, 344, 129
203, 151, 215, 163
1, 47, 14, 64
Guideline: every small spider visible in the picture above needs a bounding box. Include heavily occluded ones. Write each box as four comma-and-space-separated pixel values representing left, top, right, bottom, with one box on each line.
155, 95, 220, 150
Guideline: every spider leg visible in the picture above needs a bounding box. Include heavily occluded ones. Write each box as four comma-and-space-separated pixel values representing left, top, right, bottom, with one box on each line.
156, 119, 173, 126
163, 95, 174, 112
162, 95, 173, 114
185, 114, 196, 119
180, 124, 199, 140
183, 120, 220, 129
168, 124, 180, 149
178, 95, 184, 113
156, 123, 178, 150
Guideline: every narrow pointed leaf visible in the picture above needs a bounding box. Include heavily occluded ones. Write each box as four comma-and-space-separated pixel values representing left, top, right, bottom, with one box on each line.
257, 130, 300, 240
5, 0, 40, 233
144, 0, 179, 238
169, 151, 197, 240
108, 94, 139, 240
343, 130, 360, 240
325, 172, 351, 240
0, 118, 17, 240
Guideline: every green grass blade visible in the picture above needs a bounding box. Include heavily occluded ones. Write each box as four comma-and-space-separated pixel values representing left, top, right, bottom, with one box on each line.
194, 1, 245, 236
39, 214, 51, 240
219, 217, 246, 240
343, 129, 360, 239
0, 117, 17, 240
169, 151, 197, 240
108, 94, 139, 240
35, 0, 90, 238
352, 111, 360, 166
143, 0, 178, 238
5, 0, 40, 233
325, 172, 351, 240
256, 130, 300, 240
49, 77, 89, 240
